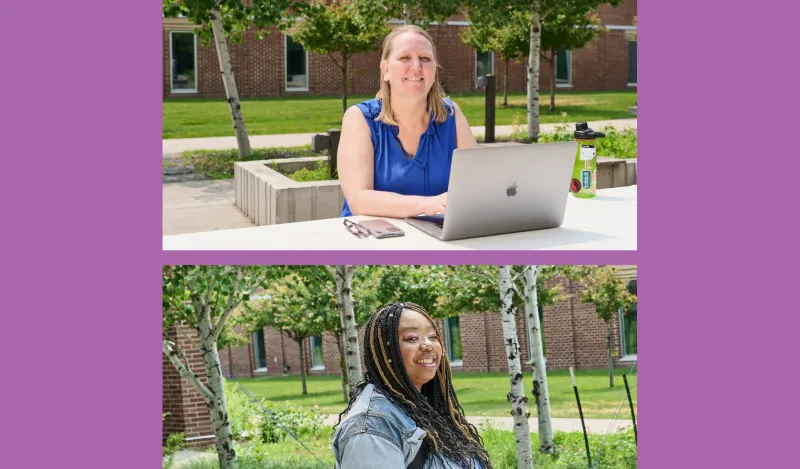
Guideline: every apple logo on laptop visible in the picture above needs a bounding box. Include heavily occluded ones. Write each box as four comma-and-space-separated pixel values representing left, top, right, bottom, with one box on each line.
506, 183, 518, 197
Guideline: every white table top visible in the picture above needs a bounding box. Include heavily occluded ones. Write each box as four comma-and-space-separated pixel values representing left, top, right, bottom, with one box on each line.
163, 186, 637, 251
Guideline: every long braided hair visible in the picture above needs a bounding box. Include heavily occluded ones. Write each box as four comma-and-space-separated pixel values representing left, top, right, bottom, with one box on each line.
337, 302, 492, 469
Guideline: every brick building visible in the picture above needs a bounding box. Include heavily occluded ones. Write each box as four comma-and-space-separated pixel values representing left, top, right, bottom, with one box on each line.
163, 266, 637, 444
163, 1, 637, 99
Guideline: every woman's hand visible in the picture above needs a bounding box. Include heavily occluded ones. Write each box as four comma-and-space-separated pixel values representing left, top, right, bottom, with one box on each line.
417, 193, 447, 215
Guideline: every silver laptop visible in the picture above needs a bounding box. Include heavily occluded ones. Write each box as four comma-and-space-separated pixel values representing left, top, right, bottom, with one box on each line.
405, 141, 578, 241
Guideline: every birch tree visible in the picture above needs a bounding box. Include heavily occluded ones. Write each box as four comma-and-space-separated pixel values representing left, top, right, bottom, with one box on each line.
540, 3, 603, 111
521, 266, 553, 454
461, 8, 530, 107
379, 0, 464, 27
162, 0, 308, 158
499, 265, 534, 469
467, 0, 621, 141
325, 265, 363, 398
162, 265, 269, 469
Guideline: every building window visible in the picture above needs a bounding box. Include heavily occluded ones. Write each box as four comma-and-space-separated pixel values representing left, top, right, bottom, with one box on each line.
525, 303, 546, 363
310, 335, 324, 370
627, 41, 637, 86
444, 317, 463, 366
475, 50, 494, 88
253, 330, 267, 371
170, 32, 197, 93
556, 49, 572, 87
285, 35, 309, 91
620, 279, 637, 359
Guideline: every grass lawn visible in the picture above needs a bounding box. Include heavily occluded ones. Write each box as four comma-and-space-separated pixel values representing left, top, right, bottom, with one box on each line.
179, 428, 636, 469
235, 369, 637, 420
163, 90, 636, 139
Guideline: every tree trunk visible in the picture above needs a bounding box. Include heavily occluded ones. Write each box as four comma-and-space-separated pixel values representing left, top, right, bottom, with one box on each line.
549, 50, 556, 112
526, 2, 542, 142
403, 4, 411, 24
499, 266, 533, 469
341, 51, 349, 115
298, 339, 308, 395
336, 332, 348, 402
197, 304, 239, 469
523, 266, 553, 454
503, 57, 509, 107
332, 265, 363, 396
210, 7, 251, 159
606, 320, 615, 388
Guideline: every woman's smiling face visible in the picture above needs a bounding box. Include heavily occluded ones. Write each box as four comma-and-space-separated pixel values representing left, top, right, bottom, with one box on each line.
398, 308, 443, 391
381, 31, 437, 98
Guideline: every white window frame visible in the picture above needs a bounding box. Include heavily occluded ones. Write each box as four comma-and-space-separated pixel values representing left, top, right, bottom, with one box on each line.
618, 277, 638, 361
310, 335, 325, 370
627, 39, 637, 87
169, 31, 198, 94
556, 49, 572, 88
252, 330, 268, 372
474, 50, 495, 89
285, 35, 309, 92
443, 317, 463, 367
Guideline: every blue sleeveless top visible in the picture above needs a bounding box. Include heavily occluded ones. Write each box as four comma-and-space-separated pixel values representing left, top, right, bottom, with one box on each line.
340, 98, 458, 217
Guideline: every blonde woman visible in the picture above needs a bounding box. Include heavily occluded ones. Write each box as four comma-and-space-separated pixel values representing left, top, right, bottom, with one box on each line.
338, 25, 479, 218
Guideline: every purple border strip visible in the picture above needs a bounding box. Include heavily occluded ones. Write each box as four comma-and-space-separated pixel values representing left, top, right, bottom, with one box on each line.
163, 250, 639, 265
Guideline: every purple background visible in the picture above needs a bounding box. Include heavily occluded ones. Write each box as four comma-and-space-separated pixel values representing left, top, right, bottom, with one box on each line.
4, 1, 797, 468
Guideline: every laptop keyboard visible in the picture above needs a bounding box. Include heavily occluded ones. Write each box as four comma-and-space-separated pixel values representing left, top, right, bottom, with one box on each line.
415, 215, 445, 229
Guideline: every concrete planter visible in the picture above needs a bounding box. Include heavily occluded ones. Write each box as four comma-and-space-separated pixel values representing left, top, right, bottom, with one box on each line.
234, 157, 343, 226
234, 154, 636, 226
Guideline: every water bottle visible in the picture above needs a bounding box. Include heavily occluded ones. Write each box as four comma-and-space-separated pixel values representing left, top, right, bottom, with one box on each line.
570, 122, 605, 198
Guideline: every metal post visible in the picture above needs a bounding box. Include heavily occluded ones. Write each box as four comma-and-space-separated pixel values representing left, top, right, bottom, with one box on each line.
328, 129, 341, 179
623, 373, 637, 444
570, 367, 592, 467
485, 75, 495, 143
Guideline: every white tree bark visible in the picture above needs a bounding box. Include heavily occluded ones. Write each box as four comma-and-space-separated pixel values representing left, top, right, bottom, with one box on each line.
328, 265, 363, 398
210, 6, 252, 159
196, 299, 239, 469
606, 320, 615, 387
403, 4, 412, 24
499, 266, 534, 469
523, 266, 554, 454
526, 2, 542, 141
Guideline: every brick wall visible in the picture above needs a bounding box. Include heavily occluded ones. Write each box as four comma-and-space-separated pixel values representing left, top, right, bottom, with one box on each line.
162, 324, 214, 447
162, 0, 637, 99
218, 275, 635, 380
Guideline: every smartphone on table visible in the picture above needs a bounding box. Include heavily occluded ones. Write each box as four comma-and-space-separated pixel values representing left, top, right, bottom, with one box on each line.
359, 219, 405, 238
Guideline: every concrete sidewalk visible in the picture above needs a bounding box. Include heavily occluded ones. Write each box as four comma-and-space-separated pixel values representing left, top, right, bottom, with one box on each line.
163, 179, 254, 236
322, 414, 632, 434
163, 119, 637, 157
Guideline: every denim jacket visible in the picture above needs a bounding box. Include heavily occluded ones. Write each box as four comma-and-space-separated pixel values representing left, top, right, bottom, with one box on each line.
331, 384, 483, 469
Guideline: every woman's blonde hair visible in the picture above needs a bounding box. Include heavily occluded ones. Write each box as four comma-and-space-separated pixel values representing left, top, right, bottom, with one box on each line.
375, 25, 453, 126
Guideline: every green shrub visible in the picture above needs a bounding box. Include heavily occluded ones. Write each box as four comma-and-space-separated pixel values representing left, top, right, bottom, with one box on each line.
162, 431, 185, 469
286, 159, 338, 182
183, 146, 319, 180
224, 380, 326, 445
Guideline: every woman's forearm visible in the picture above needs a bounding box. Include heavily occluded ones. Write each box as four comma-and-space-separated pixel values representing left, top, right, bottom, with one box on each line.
346, 189, 432, 218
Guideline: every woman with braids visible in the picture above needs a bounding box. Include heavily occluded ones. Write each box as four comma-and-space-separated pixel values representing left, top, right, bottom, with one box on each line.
332, 302, 492, 469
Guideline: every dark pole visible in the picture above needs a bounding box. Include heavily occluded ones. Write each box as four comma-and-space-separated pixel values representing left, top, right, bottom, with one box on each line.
485, 75, 496, 143
328, 129, 341, 180
623, 373, 638, 444
570, 367, 592, 467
